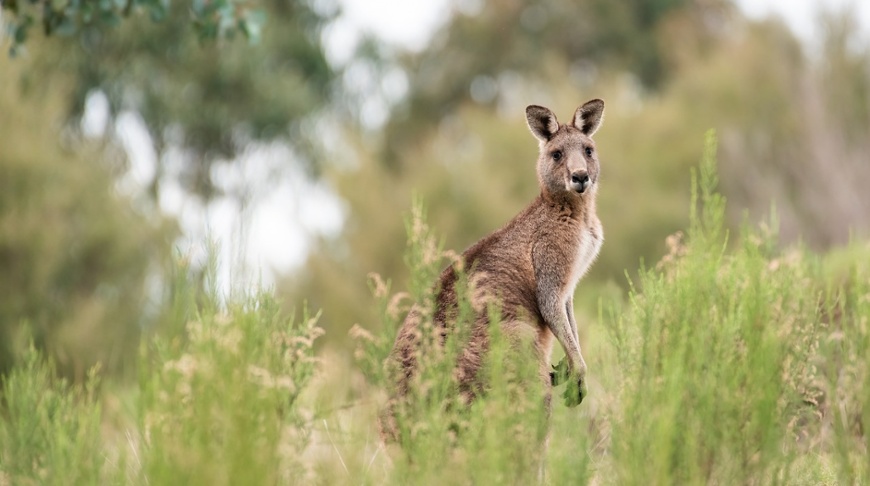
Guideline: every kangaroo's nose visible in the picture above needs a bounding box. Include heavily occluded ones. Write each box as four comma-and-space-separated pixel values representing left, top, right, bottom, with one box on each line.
571, 171, 590, 193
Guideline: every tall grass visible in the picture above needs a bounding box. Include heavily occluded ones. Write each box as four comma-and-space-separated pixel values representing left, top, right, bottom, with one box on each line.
0, 258, 323, 485
606, 132, 825, 484
0, 343, 103, 485
138, 266, 323, 485
1, 133, 868, 484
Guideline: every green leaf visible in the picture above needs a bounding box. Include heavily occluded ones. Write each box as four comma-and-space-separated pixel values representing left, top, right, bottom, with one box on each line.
550, 356, 570, 386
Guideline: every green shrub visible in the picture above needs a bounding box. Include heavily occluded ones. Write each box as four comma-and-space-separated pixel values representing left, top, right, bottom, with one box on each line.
821, 245, 870, 483
138, 259, 323, 485
603, 132, 846, 484
0, 343, 103, 485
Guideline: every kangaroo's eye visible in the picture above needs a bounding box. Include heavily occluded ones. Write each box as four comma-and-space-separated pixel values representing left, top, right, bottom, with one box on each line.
585, 147, 593, 156
552, 150, 563, 161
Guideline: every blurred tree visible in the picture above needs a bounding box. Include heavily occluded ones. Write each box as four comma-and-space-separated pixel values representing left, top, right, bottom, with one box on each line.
15, 0, 337, 201
2, 0, 266, 56
676, 15, 870, 247
0, 0, 339, 374
0, 55, 174, 380
379, 0, 733, 169
818, 11, 870, 144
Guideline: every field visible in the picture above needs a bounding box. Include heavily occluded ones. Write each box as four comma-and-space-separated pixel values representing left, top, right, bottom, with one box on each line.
1, 135, 868, 485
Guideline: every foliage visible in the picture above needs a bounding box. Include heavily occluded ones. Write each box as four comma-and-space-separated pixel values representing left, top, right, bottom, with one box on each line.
3, 0, 870, 483
138, 258, 323, 485
0, 343, 103, 485
0, 255, 324, 484
0, 54, 173, 379
607, 132, 816, 483
12, 0, 335, 201
0, 0, 335, 375
2, 0, 265, 57
379, 0, 733, 168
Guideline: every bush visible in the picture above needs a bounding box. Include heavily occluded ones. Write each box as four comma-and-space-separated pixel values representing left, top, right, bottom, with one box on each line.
0, 343, 103, 485
0, 255, 324, 485
137, 259, 323, 485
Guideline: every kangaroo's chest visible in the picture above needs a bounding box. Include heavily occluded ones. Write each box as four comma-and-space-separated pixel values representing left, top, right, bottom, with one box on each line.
567, 218, 603, 290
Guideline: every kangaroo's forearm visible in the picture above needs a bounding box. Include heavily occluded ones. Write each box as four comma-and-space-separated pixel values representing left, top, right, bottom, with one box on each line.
564, 299, 586, 376
540, 296, 585, 375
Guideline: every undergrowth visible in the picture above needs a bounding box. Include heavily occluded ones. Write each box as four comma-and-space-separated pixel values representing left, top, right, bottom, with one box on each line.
0, 133, 868, 484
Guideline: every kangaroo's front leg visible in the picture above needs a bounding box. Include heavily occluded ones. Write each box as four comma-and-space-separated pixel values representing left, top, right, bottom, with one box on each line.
562, 297, 587, 406
539, 294, 586, 406
535, 286, 586, 407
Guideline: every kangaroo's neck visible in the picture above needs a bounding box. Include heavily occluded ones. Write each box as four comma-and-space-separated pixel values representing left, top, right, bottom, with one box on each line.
537, 188, 596, 221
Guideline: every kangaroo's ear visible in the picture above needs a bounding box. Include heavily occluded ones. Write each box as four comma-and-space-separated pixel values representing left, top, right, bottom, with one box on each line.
526, 105, 560, 142
572, 99, 605, 136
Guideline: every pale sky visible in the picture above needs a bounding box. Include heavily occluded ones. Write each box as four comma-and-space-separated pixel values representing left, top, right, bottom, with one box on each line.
734, 0, 870, 46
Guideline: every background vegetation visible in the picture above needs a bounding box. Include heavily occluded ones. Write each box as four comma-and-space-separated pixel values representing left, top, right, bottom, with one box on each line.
1, 0, 869, 483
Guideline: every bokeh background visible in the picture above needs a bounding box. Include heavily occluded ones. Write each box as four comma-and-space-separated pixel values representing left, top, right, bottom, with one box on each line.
2, 0, 869, 379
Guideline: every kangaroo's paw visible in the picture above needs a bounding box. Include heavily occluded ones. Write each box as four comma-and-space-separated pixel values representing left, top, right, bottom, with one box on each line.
551, 357, 587, 406
562, 374, 587, 407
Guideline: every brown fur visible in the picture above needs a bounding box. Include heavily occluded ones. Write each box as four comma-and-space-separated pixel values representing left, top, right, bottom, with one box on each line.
381, 100, 605, 442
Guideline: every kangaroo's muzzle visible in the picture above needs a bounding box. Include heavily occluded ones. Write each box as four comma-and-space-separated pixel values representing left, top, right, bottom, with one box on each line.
570, 171, 590, 193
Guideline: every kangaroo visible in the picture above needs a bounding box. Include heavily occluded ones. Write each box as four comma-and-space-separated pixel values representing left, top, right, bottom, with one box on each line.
381, 100, 605, 442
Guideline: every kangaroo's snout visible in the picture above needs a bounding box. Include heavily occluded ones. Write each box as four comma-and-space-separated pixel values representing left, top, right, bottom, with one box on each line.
570, 171, 590, 193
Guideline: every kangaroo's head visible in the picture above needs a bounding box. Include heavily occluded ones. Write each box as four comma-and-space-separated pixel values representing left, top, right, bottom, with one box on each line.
525, 100, 604, 199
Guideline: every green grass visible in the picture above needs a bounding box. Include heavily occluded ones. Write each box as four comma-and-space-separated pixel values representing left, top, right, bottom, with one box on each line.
2, 134, 869, 484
